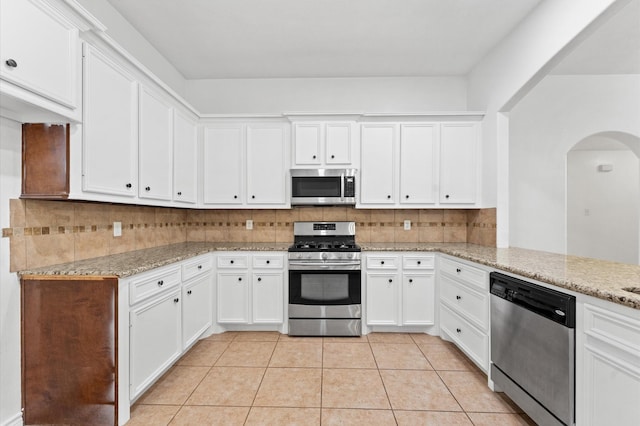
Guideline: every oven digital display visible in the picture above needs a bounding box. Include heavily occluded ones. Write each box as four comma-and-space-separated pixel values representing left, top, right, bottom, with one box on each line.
313, 223, 336, 231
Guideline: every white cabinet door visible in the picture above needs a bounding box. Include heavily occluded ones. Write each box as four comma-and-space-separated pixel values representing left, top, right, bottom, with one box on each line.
400, 124, 437, 205
129, 288, 182, 399
82, 45, 138, 197
203, 125, 243, 205
325, 123, 352, 164
252, 272, 284, 323
139, 86, 173, 201
402, 273, 435, 325
217, 272, 249, 323
173, 110, 198, 204
293, 123, 321, 165
182, 274, 212, 349
246, 124, 287, 205
360, 124, 395, 204
0, 0, 78, 108
366, 273, 399, 325
440, 123, 478, 204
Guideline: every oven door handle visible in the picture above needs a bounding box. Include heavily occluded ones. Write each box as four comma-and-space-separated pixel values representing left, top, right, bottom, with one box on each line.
288, 261, 361, 269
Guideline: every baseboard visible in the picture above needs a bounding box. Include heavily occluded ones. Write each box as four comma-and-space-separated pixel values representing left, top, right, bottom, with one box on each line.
1, 411, 23, 426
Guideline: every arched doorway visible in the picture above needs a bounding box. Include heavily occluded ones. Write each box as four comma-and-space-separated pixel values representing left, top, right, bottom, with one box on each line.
567, 132, 640, 264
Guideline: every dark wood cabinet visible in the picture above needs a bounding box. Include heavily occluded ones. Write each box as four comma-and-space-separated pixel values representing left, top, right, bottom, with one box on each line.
21, 276, 118, 425
21, 123, 70, 199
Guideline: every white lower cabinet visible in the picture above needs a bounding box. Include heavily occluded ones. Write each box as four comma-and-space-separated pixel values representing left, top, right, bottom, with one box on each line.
216, 252, 285, 325
438, 255, 489, 372
366, 253, 435, 327
577, 302, 640, 425
127, 254, 213, 402
129, 287, 182, 400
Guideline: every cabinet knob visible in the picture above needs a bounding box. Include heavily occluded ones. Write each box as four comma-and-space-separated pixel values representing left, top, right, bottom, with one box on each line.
145, 186, 151, 191
197, 265, 202, 269
157, 280, 164, 286
388, 279, 393, 283
456, 328, 462, 333
234, 195, 238, 199
405, 195, 409, 199
266, 260, 270, 264
409, 279, 413, 283
187, 290, 192, 295
445, 194, 450, 199
5, 59, 17, 68
387, 195, 391, 199
252, 195, 255, 199
417, 261, 421, 265
238, 277, 242, 282
380, 261, 384, 265
230, 260, 234, 264
331, 154, 335, 159
177, 191, 182, 196
312, 155, 316, 159
257, 277, 262, 282
126, 183, 132, 189
456, 268, 462, 273
456, 295, 462, 300
174, 298, 179, 303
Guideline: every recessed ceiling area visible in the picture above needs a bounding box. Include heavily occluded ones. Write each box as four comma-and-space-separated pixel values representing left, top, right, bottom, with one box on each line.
105, 0, 542, 79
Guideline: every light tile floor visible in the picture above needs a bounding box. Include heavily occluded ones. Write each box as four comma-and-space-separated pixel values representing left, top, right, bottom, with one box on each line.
129, 332, 535, 425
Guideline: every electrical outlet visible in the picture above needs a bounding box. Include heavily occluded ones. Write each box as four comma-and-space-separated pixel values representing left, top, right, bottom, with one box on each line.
246, 219, 253, 230
113, 221, 122, 237
404, 220, 411, 230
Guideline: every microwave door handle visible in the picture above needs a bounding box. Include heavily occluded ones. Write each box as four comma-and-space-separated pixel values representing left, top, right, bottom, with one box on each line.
340, 172, 345, 199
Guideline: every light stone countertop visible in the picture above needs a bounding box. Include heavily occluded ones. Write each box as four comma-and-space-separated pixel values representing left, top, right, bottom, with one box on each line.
19, 241, 640, 310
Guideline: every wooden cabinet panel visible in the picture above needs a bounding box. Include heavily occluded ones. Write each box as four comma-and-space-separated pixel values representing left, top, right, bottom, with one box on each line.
21, 277, 117, 426
21, 123, 69, 199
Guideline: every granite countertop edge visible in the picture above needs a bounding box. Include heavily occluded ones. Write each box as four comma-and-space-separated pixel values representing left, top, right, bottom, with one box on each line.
18, 242, 640, 311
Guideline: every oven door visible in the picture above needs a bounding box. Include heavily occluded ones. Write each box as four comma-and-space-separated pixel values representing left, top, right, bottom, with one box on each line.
288, 269, 361, 319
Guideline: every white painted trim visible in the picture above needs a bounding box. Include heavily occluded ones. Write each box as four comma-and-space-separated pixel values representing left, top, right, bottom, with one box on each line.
1, 411, 23, 426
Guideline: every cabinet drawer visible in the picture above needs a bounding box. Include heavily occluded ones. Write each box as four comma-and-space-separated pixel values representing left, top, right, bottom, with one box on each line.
182, 254, 213, 281
440, 275, 488, 331
129, 265, 181, 305
440, 304, 488, 372
440, 257, 487, 290
584, 303, 640, 357
217, 254, 249, 269
366, 255, 399, 270
252, 254, 284, 269
403, 254, 435, 270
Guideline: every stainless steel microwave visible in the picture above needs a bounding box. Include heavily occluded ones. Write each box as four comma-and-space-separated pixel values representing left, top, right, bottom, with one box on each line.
291, 169, 357, 205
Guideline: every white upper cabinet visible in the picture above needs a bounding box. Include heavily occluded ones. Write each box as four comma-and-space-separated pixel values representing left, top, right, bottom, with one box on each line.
360, 124, 396, 204
439, 123, 479, 204
82, 44, 138, 198
399, 124, 438, 205
138, 85, 174, 201
292, 122, 355, 167
172, 110, 198, 204
203, 124, 244, 205
246, 123, 288, 205
359, 121, 481, 208
0, 0, 79, 112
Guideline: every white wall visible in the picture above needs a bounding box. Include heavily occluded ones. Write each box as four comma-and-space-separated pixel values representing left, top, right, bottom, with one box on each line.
509, 74, 640, 255
567, 149, 639, 264
185, 76, 467, 114
76, 0, 187, 97
0, 118, 23, 425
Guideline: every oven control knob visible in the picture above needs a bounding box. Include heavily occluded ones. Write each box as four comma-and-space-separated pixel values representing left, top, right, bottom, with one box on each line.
322, 253, 328, 260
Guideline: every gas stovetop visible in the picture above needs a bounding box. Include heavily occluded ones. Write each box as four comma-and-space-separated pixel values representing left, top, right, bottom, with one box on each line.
288, 221, 361, 253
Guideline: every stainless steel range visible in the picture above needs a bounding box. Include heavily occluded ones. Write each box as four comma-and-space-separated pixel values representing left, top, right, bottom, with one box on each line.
288, 221, 361, 336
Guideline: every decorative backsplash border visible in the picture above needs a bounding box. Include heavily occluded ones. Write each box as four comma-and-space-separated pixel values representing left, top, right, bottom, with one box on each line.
4, 199, 496, 271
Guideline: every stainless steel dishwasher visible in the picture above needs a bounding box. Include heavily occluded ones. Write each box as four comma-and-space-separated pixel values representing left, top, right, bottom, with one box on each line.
490, 272, 576, 426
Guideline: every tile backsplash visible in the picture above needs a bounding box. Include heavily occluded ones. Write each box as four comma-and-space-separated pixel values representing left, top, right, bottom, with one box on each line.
4, 200, 496, 271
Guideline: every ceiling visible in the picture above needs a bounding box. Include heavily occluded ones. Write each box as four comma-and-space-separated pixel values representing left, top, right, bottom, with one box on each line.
105, 0, 542, 79
550, 0, 640, 75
